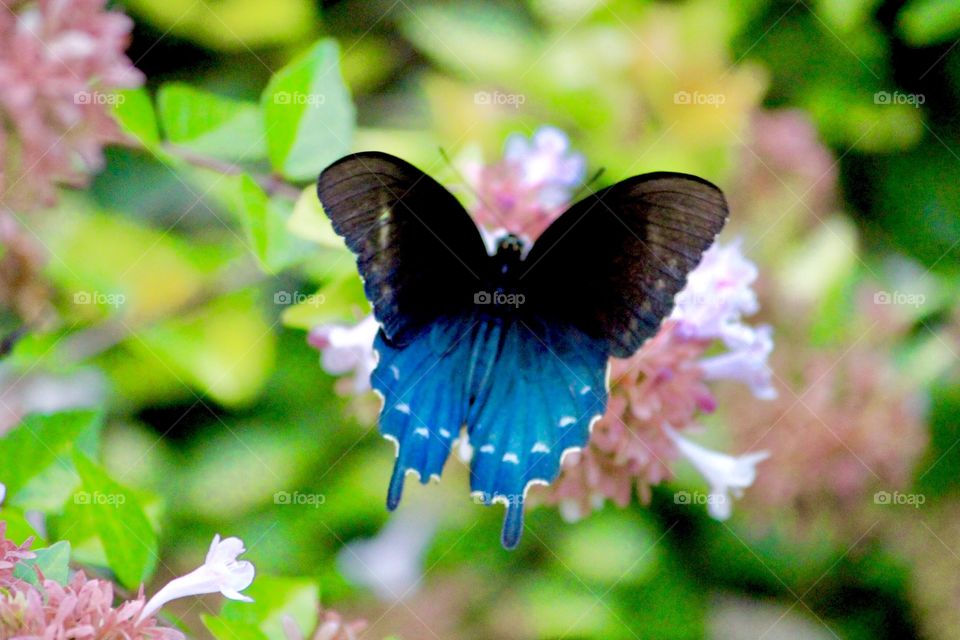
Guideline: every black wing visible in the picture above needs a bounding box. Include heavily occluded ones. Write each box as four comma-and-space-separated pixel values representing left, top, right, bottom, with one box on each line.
520, 172, 729, 358
317, 152, 490, 345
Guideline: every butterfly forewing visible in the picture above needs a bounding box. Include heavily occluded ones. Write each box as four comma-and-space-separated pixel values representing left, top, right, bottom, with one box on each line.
316, 152, 491, 345
520, 172, 729, 357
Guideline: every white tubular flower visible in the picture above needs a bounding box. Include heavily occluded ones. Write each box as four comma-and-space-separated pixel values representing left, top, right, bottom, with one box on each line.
337, 507, 438, 602
139, 534, 255, 622
664, 426, 769, 520
307, 315, 380, 393
699, 325, 777, 400
671, 239, 761, 348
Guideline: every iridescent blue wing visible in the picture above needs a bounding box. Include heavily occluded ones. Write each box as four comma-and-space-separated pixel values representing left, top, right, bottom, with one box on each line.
316, 152, 490, 345
522, 172, 729, 357
373, 314, 608, 549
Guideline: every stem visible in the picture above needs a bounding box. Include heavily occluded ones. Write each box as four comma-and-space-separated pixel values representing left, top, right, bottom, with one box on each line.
159, 142, 303, 201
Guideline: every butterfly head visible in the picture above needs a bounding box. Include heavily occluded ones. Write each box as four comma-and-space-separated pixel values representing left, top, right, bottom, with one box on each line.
493, 233, 527, 275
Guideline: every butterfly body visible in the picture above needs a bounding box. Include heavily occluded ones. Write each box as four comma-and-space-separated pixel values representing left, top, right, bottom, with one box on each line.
317, 151, 728, 548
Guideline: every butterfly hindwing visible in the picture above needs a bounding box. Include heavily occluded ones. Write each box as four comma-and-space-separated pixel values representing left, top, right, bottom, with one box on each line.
317, 152, 490, 345
371, 314, 608, 549
521, 172, 729, 357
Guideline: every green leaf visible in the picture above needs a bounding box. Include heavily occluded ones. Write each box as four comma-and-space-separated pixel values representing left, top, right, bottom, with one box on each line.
262, 39, 355, 181
113, 88, 160, 148
131, 291, 276, 407
157, 83, 267, 161
898, 0, 960, 45
202, 616, 269, 640
287, 186, 348, 249
72, 451, 158, 588
0, 410, 101, 497
13, 541, 71, 587
217, 576, 319, 639
224, 175, 315, 273
281, 273, 368, 330
123, 0, 317, 52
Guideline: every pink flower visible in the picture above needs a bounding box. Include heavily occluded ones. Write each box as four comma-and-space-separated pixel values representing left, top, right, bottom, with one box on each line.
0, 0, 143, 212
283, 609, 367, 640
466, 126, 586, 239
0, 524, 184, 639
308, 315, 379, 394
0, 521, 35, 587
545, 240, 774, 521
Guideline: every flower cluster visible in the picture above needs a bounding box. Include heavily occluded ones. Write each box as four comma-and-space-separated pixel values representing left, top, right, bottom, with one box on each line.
723, 287, 927, 521
0, 0, 142, 212
462, 126, 586, 239
547, 241, 775, 521
0, 526, 254, 639
310, 128, 775, 524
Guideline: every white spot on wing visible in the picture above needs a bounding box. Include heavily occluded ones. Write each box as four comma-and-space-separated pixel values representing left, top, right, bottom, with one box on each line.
390, 365, 400, 380
579, 386, 591, 395
532, 442, 550, 453
479, 444, 495, 454
502, 453, 519, 464
559, 416, 576, 427
395, 403, 411, 414
414, 427, 429, 438
439, 428, 451, 438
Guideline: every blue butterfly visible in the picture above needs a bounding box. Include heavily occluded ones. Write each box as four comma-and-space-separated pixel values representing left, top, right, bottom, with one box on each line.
317, 152, 728, 548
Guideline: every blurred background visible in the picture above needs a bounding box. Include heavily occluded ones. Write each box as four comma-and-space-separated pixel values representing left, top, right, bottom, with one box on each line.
1, 0, 959, 638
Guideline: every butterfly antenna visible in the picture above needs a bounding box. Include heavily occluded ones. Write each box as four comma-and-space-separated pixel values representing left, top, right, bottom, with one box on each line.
438, 147, 484, 203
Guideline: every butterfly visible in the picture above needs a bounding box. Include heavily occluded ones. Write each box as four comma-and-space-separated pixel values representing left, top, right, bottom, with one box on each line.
316, 152, 728, 549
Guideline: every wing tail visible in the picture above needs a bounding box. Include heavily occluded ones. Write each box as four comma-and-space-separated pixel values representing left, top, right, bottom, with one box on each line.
469, 320, 608, 549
